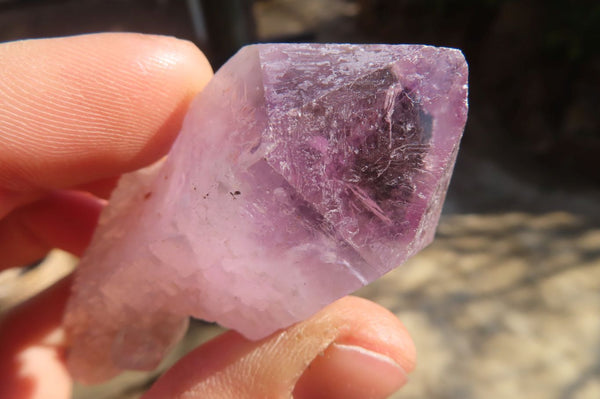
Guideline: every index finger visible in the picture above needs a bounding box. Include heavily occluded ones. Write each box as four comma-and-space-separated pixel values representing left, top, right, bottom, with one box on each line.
0, 33, 213, 215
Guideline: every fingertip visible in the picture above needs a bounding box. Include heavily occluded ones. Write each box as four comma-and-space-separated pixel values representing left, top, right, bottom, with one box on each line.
327, 296, 417, 375
291, 296, 416, 399
150, 34, 213, 95
0, 33, 213, 194
143, 296, 415, 399
293, 343, 409, 399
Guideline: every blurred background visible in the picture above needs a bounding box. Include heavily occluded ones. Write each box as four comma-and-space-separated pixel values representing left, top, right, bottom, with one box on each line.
0, 0, 598, 398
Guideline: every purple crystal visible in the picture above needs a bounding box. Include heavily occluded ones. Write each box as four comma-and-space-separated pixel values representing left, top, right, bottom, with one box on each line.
64, 43, 468, 383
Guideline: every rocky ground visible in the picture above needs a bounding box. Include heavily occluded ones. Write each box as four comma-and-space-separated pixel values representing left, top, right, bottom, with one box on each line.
366, 212, 600, 399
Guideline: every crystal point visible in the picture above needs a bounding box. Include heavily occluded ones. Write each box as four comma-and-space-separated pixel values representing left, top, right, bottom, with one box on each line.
64, 43, 468, 383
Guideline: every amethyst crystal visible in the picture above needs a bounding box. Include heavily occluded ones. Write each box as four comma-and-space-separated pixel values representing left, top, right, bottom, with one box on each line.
64, 43, 468, 383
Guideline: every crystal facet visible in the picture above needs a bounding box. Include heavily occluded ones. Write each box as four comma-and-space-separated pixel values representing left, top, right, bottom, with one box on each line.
64, 43, 468, 383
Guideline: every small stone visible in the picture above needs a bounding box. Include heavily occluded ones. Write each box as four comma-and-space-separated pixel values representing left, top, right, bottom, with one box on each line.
64, 43, 468, 383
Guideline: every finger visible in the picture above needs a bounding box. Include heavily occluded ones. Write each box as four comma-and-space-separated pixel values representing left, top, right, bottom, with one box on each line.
0, 275, 73, 399
72, 176, 119, 200
0, 190, 103, 269
0, 32, 213, 216
143, 296, 415, 399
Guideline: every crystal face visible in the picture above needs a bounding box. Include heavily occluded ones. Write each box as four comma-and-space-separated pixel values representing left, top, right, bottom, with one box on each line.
64, 44, 468, 383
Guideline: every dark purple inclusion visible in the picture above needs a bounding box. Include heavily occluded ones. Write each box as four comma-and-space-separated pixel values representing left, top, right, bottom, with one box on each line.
269, 67, 432, 240
342, 71, 431, 202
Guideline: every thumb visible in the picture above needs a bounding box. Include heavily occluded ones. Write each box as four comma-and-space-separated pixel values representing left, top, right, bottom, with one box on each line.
143, 296, 415, 399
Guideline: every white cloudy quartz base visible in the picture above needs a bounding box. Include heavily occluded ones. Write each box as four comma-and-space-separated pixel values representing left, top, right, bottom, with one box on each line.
63, 43, 468, 383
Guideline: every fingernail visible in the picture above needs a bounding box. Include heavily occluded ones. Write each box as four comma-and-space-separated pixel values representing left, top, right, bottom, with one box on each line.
293, 343, 408, 399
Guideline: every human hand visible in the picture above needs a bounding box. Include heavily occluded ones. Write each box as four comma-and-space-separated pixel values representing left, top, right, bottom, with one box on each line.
0, 33, 415, 399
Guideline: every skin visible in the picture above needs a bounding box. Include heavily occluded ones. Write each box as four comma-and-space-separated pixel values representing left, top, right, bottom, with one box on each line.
0, 33, 416, 398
